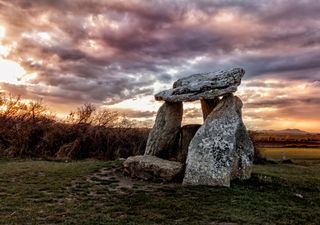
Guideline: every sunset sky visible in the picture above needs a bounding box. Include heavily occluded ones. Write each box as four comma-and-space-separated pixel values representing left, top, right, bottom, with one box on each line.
0, 0, 319, 132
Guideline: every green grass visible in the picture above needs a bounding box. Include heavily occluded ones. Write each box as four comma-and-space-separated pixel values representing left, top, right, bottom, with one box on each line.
0, 159, 319, 225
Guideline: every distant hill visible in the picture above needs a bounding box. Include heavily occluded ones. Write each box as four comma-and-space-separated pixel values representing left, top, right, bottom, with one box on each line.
257, 129, 311, 135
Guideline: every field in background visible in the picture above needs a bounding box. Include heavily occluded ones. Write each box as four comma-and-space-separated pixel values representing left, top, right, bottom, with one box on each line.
0, 159, 319, 225
260, 147, 320, 163
251, 131, 320, 164
251, 131, 320, 148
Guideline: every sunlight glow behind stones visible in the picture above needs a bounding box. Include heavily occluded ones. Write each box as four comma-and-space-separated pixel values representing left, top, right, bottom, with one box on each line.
110, 96, 160, 112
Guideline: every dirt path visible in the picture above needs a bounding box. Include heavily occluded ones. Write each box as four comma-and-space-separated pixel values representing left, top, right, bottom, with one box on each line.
84, 163, 169, 196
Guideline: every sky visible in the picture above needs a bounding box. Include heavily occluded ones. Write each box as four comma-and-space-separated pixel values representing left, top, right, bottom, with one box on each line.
0, 0, 319, 132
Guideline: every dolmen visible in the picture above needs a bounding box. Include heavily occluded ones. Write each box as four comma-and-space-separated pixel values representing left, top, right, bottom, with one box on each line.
124, 68, 254, 187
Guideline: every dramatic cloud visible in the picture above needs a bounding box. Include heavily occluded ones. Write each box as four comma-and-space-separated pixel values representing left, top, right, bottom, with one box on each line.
239, 79, 320, 132
0, 0, 319, 131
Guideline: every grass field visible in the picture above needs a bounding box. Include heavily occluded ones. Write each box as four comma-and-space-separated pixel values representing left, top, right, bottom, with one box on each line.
0, 159, 319, 225
260, 147, 320, 163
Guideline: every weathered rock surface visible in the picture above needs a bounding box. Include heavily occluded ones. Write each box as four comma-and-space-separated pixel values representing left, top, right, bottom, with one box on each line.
155, 68, 244, 102
144, 102, 183, 158
123, 155, 184, 182
183, 94, 254, 187
176, 124, 201, 163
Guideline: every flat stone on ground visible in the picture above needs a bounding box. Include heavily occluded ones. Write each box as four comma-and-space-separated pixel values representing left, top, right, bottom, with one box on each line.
124, 155, 184, 182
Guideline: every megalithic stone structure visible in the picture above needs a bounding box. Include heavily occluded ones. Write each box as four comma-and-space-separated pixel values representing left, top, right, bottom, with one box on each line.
125, 68, 254, 187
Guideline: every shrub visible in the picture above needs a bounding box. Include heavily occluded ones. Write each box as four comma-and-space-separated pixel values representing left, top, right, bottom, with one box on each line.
0, 94, 149, 160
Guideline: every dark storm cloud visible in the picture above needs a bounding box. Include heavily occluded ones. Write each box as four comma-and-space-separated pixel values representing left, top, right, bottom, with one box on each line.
0, 0, 320, 110
235, 52, 320, 78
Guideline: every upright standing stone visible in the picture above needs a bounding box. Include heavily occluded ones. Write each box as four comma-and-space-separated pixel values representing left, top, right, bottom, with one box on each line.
145, 101, 183, 159
183, 94, 254, 187
200, 98, 219, 121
